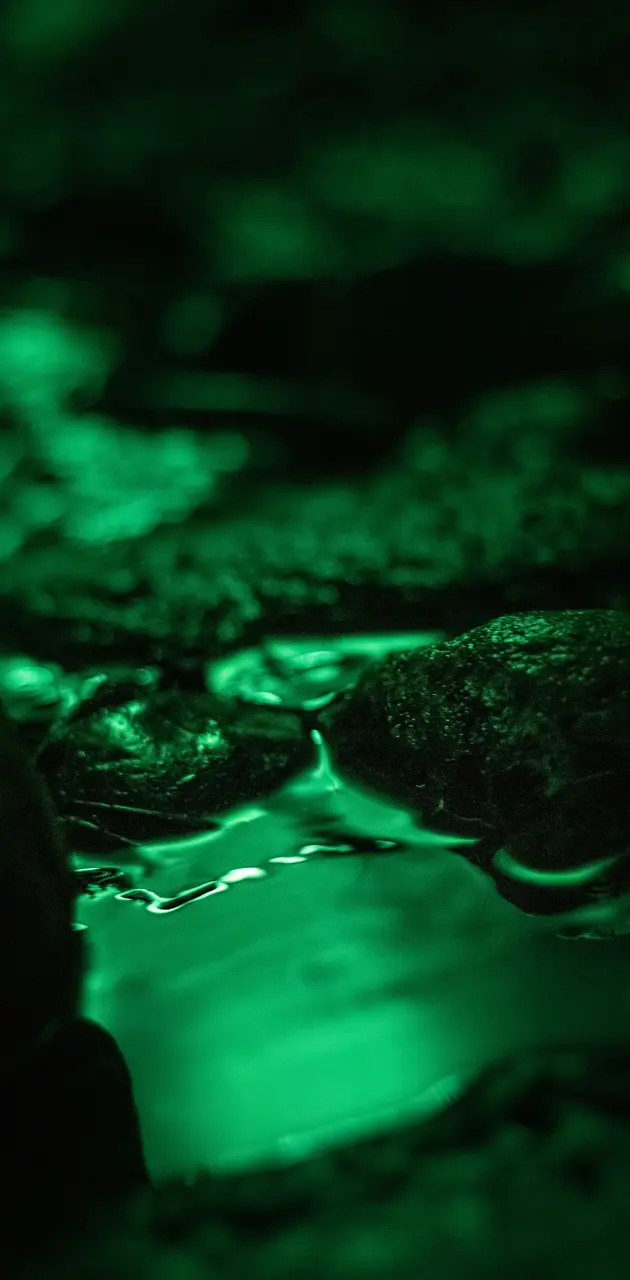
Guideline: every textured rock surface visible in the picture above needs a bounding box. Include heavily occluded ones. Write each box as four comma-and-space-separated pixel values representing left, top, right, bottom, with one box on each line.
321, 610, 630, 918
38, 685, 311, 856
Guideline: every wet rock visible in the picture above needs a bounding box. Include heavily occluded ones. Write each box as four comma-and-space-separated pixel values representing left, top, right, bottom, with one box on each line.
0, 708, 82, 1062
417, 1044, 630, 1150
492, 770, 630, 932
2, 1017, 150, 1257
0, 710, 149, 1262
38, 686, 312, 858
321, 609, 630, 920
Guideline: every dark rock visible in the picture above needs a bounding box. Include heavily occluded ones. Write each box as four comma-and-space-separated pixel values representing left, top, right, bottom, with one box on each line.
492, 770, 630, 926
38, 686, 312, 857
0, 715, 150, 1262
1, 1017, 150, 1258
321, 610, 630, 920
417, 1044, 630, 1151
2, 434, 630, 673
0, 708, 82, 1057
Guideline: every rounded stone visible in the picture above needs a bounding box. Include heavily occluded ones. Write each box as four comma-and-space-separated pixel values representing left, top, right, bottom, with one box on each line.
39, 685, 313, 857
321, 609, 630, 920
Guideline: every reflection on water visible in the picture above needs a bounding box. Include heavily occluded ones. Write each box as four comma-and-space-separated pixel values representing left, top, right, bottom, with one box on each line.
75, 727, 478, 914
74, 636, 630, 1178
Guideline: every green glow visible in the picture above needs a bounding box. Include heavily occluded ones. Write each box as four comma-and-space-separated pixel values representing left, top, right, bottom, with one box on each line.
116, 862, 270, 913
300, 842, 353, 856
309, 126, 497, 230
494, 847, 622, 888
207, 631, 445, 714
4, 0, 124, 61
119, 878, 229, 912
80, 740, 630, 1180
136, 804, 268, 858
264, 632, 445, 660
308, 727, 342, 793
549, 889, 630, 938
0, 656, 62, 719
269, 855, 308, 865
215, 184, 341, 281
221, 866, 267, 885
76, 720, 516, 1177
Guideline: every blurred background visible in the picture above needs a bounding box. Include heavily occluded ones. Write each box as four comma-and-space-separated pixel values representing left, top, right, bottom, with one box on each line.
1, 0, 630, 495
1, 0, 629, 669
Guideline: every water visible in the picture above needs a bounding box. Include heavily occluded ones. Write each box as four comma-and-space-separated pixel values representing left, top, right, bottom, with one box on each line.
74, 635, 630, 1178
76, 728, 478, 914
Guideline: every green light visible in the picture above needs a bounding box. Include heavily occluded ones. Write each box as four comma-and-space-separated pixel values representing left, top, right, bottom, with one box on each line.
494, 847, 621, 887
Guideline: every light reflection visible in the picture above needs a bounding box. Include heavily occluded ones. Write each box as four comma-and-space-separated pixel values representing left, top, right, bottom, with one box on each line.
269, 855, 308, 865
117, 879, 230, 912
493, 847, 622, 886
75, 723, 481, 913
135, 804, 268, 858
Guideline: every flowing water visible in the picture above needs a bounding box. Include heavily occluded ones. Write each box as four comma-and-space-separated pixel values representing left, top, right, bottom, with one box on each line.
74, 635, 630, 1178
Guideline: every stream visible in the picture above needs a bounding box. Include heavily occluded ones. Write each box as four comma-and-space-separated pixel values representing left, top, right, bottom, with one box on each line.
73, 634, 630, 1178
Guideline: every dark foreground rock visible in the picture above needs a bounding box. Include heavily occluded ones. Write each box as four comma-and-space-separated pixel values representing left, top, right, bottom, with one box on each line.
321, 609, 630, 924
2, 1017, 149, 1262
0, 716, 150, 1262
0, 709, 80, 1053
11, 1043, 630, 1280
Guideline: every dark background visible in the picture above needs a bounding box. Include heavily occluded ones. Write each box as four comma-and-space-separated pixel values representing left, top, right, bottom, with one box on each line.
2, 0, 630, 475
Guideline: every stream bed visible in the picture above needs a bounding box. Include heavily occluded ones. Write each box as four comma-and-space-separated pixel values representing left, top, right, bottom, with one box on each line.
73, 649, 630, 1180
